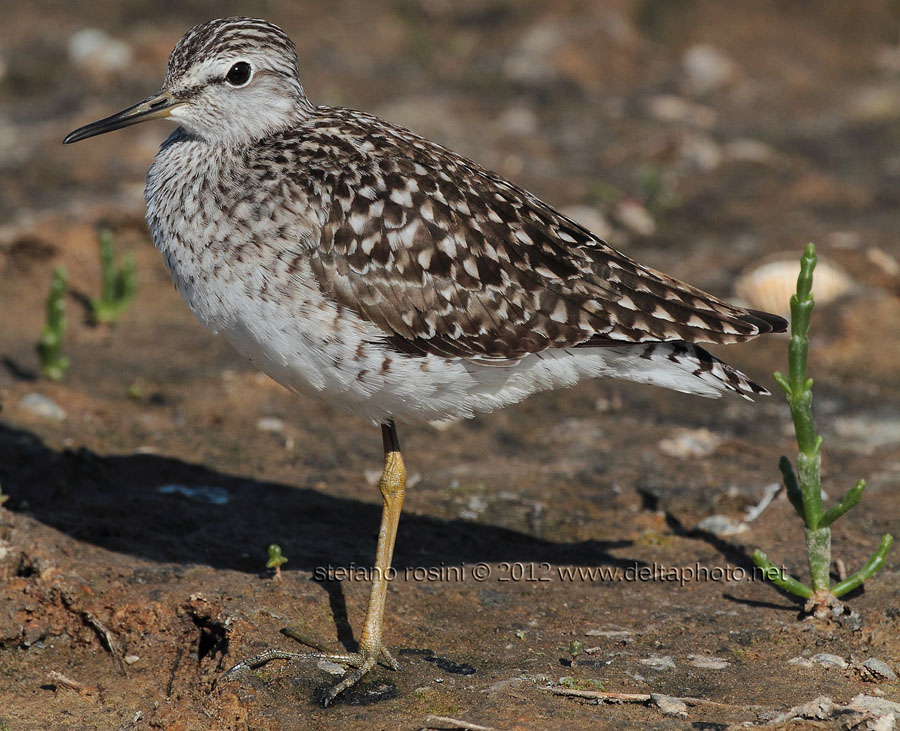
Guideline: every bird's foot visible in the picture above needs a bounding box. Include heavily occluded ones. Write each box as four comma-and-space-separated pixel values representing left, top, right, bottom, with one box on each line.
221, 627, 400, 706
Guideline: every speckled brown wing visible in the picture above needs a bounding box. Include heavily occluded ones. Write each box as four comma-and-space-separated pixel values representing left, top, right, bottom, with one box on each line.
301, 108, 785, 362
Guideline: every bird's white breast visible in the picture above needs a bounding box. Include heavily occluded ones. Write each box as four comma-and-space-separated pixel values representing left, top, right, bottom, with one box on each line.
143, 133, 480, 423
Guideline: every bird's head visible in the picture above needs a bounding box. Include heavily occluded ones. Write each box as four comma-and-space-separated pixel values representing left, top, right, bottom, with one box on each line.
64, 17, 313, 147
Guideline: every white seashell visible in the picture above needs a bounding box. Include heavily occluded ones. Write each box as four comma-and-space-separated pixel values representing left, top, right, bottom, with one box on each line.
734, 256, 854, 317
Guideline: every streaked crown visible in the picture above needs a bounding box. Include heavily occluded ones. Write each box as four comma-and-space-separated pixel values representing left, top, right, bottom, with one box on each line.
165, 17, 301, 86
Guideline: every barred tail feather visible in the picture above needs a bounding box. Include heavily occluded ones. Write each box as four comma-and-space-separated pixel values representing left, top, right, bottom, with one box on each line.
593, 341, 769, 401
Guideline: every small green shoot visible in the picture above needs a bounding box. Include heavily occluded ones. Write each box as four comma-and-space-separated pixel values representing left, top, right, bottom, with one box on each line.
568, 639, 584, 667
37, 267, 70, 381
638, 162, 679, 218
266, 544, 288, 582
558, 676, 604, 691
586, 180, 622, 207
752, 243, 893, 617
91, 229, 136, 324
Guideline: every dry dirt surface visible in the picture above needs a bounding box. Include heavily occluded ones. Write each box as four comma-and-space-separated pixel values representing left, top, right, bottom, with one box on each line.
2, 2, 900, 729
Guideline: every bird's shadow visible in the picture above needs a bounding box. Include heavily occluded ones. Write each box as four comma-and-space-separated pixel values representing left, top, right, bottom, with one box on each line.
0, 422, 633, 575
663, 505, 805, 612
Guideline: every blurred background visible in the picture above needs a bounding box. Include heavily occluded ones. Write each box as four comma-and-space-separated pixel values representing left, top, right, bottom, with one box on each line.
4, 2, 900, 316
4, 1, 900, 286
4, 1, 899, 391
1, 2, 900, 728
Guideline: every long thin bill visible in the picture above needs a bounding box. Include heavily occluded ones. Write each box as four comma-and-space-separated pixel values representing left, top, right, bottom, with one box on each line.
63, 91, 180, 144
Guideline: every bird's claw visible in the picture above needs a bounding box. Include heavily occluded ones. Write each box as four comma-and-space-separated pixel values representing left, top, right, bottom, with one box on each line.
220, 634, 400, 706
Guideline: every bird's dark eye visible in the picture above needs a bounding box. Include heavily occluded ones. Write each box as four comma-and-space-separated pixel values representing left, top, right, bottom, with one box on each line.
225, 61, 252, 86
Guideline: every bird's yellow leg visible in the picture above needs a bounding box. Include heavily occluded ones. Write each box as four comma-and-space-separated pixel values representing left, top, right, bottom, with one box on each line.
360, 425, 406, 666
222, 421, 406, 706
322, 423, 405, 703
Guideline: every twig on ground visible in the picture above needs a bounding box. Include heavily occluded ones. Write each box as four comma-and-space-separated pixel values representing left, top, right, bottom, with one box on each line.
544, 686, 739, 709
423, 716, 496, 731
82, 609, 127, 676
60, 590, 126, 675
743, 482, 782, 522
47, 670, 98, 695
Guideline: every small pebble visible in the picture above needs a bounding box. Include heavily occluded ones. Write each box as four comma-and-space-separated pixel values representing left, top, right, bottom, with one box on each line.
561, 206, 613, 241
789, 653, 848, 670
124, 654, 140, 665
687, 654, 730, 670
20, 393, 66, 421
837, 608, 863, 632
657, 428, 722, 459
428, 416, 460, 431
615, 200, 655, 237
651, 693, 687, 717
822, 230, 864, 250
769, 695, 835, 723
863, 658, 897, 681
850, 694, 900, 712
834, 416, 900, 455
867, 246, 900, 276
679, 133, 723, 172
639, 655, 675, 671
849, 85, 900, 122
724, 138, 776, 164
682, 44, 737, 95
503, 23, 564, 83
459, 495, 487, 521
585, 627, 632, 638
317, 660, 346, 676
646, 95, 718, 127
256, 416, 284, 432
866, 714, 896, 731
68, 28, 133, 74
812, 654, 849, 669
497, 106, 538, 136
695, 514, 748, 536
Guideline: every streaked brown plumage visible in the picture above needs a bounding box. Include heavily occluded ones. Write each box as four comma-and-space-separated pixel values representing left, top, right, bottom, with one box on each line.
64, 16, 786, 705
306, 109, 783, 358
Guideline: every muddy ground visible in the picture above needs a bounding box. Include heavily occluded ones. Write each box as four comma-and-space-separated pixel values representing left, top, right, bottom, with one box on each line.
2, 1, 900, 729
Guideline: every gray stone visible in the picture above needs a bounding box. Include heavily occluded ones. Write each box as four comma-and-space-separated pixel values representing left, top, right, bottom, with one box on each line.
638, 655, 675, 671
19, 393, 66, 421
864, 658, 898, 681
650, 693, 687, 717
682, 44, 737, 95
68, 28, 133, 74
